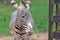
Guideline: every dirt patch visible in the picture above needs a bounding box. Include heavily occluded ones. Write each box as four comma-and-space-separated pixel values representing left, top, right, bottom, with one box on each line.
0, 33, 48, 40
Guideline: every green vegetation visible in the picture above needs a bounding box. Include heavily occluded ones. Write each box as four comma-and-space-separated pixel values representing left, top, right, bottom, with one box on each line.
0, 0, 48, 36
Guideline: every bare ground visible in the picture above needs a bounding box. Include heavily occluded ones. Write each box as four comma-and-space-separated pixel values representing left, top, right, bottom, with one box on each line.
0, 33, 48, 40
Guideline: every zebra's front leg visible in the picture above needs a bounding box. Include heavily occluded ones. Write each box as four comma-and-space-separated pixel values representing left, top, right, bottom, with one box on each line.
22, 34, 30, 40
14, 33, 21, 40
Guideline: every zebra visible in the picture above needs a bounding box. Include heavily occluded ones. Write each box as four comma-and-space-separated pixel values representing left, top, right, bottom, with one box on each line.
9, 0, 34, 40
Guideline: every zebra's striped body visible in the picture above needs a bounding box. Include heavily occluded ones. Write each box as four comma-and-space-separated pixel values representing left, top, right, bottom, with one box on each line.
9, 1, 34, 40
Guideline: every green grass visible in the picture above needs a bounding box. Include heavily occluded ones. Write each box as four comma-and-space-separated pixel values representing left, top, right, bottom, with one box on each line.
0, 0, 49, 36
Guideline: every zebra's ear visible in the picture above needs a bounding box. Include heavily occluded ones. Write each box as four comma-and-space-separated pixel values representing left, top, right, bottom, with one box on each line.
25, 1, 31, 9
11, 0, 20, 9
21, 0, 27, 8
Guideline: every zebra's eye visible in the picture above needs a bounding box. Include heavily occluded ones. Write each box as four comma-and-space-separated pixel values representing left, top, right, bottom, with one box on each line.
22, 16, 25, 18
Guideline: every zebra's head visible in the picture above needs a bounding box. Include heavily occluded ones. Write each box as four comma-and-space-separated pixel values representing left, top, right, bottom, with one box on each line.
11, 0, 31, 21
11, 0, 31, 23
